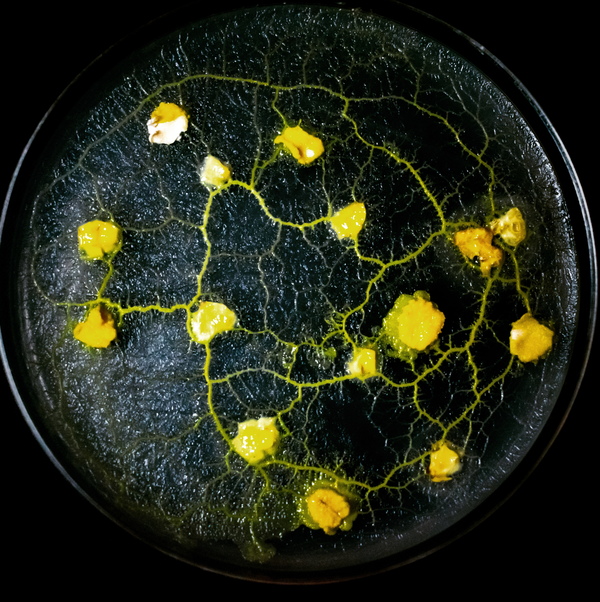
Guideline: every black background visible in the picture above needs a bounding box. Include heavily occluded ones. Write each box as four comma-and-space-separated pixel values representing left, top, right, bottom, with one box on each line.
2, 1, 595, 593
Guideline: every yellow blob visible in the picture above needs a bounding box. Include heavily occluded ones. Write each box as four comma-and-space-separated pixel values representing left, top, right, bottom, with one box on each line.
347, 347, 377, 379
490, 207, 527, 246
73, 305, 117, 348
231, 417, 280, 465
454, 227, 504, 276
200, 155, 231, 189
330, 202, 366, 240
306, 488, 352, 535
510, 313, 554, 363
147, 102, 188, 144
78, 220, 121, 260
382, 292, 445, 360
274, 125, 324, 164
190, 301, 236, 344
398, 295, 445, 352
428, 442, 461, 482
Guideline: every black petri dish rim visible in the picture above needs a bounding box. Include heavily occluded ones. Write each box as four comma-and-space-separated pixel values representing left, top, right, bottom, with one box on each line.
1, 0, 596, 584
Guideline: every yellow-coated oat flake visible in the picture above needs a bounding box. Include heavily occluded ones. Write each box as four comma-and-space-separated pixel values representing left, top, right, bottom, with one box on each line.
428, 441, 461, 482
232, 417, 280, 465
396, 296, 445, 351
275, 125, 324, 164
147, 102, 188, 144
73, 305, 117, 348
78, 220, 121, 260
200, 155, 231, 189
381, 291, 445, 360
490, 207, 527, 246
330, 202, 366, 240
190, 302, 236, 343
306, 488, 350, 535
347, 347, 377, 379
454, 227, 504, 276
510, 313, 554, 363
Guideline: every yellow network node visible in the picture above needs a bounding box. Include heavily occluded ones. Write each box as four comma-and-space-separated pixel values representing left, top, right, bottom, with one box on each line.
382, 291, 445, 359
330, 202, 366, 240
347, 347, 377, 378
232, 417, 281, 465
275, 125, 324, 164
78, 220, 121, 260
454, 227, 504, 276
73, 305, 117, 348
428, 441, 461, 482
301, 484, 358, 535
490, 207, 527, 246
510, 313, 554, 363
147, 102, 188, 144
200, 155, 231, 189
190, 302, 236, 343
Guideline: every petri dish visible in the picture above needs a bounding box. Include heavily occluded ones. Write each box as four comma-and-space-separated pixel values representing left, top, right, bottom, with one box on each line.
2, 0, 596, 585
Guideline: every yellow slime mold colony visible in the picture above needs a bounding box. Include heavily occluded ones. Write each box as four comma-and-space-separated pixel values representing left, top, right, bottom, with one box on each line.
454, 227, 504, 276
190, 302, 236, 344
330, 202, 366, 240
200, 155, 231, 189
78, 220, 121, 260
428, 442, 461, 482
232, 417, 280, 465
147, 102, 188, 144
22, 4, 571, 567
396, 297, 445, 351
382, 291, 445, 359
490, 207, 527, 247
347, 347, 377, 379
73, 305, 117, 348
304, 488, 356, 535
510, 313, 554, 363
275, 125, 324, 164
